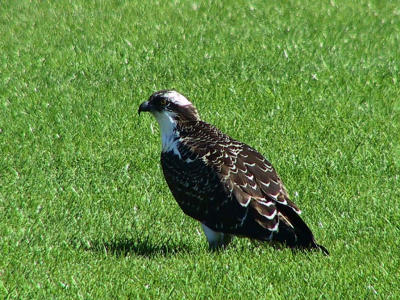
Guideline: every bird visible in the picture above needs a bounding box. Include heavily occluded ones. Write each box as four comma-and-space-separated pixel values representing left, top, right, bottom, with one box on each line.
138, 90, 328, 255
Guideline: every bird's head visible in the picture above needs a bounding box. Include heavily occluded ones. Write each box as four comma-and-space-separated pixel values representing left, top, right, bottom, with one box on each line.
138, 90, 200, 122
139, 90, 200, 151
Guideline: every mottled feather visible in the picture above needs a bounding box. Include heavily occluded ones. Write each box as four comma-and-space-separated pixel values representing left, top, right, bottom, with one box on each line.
162, 121, 317, 246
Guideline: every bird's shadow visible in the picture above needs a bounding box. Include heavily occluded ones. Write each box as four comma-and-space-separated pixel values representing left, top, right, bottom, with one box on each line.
70, 237, 327, 258
72, 236, 190, 258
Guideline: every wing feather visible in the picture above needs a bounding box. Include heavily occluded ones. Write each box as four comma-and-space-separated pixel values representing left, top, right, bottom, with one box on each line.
164, 120, 308, 242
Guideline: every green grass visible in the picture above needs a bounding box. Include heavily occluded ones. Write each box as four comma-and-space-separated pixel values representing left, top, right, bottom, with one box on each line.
1, 0, 399, 298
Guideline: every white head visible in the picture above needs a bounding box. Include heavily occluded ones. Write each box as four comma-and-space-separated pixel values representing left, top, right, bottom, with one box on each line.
138, 90, 200, 152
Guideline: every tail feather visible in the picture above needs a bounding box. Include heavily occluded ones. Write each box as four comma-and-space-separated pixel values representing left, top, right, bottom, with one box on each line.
274, 203, 329, 255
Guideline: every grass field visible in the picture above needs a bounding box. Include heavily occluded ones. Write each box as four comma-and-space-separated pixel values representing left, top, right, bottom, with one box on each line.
1, 0, 400, 298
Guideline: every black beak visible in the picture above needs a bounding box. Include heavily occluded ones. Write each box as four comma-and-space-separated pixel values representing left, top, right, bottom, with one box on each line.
138, 101, 152, 115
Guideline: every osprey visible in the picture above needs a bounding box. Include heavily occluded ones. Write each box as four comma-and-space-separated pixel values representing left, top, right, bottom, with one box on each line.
138, 90, 328, 255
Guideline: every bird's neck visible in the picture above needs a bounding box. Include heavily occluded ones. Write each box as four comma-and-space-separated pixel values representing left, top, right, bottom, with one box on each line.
154, 111, 181, 155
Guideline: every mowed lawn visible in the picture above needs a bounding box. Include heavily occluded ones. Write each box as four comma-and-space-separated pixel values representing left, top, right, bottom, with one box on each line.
1, 0, 399, 298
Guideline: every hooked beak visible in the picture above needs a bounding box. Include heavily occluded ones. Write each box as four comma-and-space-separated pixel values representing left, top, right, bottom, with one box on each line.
138, 101, 152, 115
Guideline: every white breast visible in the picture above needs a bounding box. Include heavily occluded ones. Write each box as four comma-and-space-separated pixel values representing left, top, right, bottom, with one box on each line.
152, 110, 181, 157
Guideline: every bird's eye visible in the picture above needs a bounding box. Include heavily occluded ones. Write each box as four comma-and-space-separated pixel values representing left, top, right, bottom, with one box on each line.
160, 99, 167, 106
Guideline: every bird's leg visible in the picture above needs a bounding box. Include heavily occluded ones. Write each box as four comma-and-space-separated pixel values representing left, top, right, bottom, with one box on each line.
201, 223, 233, 250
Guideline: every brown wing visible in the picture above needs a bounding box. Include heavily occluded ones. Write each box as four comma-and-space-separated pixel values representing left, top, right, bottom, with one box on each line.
160, 120, 327, 252
225, 144, 302, 217
169, 121, 305, 240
